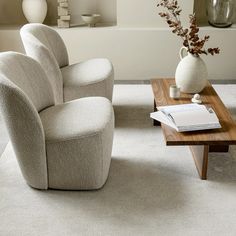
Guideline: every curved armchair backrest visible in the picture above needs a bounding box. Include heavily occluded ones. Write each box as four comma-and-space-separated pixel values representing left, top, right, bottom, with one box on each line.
0, 52, 54, 111
20, 24, 66, 104
20, 23, 69, 68
20, 31, 63, 104
0, 52, 55, 189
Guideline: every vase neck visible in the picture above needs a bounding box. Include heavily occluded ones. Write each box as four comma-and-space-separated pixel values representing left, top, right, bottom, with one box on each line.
188, 52, 200, 58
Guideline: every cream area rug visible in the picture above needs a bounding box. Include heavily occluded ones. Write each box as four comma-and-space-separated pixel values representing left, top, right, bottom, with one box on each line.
1, 84, 236, 236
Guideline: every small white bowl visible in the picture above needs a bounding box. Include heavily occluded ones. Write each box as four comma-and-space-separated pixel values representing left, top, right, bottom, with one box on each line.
81, 14, 101, 27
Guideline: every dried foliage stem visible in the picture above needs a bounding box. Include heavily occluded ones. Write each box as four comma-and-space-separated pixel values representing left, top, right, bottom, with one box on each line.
157, 0, 220, 56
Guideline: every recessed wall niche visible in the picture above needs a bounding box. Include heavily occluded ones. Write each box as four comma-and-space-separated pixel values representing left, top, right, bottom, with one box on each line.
194, 0, 236, 25
0, 0, 234, 27
69, 0, 117, 25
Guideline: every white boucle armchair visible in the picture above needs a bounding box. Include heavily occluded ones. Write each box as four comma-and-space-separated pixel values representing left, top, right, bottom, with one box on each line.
20, 23, 114, 104
0, 52, 114, 190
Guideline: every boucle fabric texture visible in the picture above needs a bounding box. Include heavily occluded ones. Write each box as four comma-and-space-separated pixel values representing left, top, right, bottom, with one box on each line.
0, 52, 55, 111
20, 23, 69, 68
62, 58, 114, 102
0, 52, 54, 189
40, 97, 114, 189
0, 52, 114, 190
20, 23, 114, 102
20, 24, 64, 104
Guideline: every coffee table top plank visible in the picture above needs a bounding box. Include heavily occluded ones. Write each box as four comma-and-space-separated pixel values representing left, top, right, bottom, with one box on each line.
151, 79, 236, 146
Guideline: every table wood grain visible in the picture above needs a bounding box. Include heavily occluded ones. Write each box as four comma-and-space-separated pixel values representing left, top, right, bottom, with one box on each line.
151, 78, 236, 146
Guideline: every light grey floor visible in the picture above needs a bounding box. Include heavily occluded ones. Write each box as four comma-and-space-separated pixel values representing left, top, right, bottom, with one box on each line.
0, 83, 234, 156
0, 84, 236, 236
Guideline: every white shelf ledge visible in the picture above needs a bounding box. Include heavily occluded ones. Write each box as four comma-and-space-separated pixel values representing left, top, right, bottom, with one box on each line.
1, 23, 236, 31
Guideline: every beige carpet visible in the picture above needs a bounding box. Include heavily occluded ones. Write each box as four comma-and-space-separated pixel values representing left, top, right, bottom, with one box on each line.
1, 84, 236, 236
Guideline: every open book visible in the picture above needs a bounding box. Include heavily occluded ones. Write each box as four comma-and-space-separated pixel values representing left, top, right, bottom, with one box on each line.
150, 104, 221, 132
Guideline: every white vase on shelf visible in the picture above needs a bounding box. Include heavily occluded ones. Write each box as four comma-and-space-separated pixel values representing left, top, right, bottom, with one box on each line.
22, 0, 47, 23
175, 47, 208, 94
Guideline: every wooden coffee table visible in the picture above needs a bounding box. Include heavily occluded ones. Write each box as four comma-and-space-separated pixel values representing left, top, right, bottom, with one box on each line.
151, 78, 236, 180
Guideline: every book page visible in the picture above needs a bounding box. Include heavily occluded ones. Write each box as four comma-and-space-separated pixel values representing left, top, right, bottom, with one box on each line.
170, 109, 219, 127
158, 104, 205, 116
150, 111, 177, 130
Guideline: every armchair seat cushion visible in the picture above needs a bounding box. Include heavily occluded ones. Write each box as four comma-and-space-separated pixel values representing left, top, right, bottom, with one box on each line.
39, 97, 114, 190
62, 58, 114, 102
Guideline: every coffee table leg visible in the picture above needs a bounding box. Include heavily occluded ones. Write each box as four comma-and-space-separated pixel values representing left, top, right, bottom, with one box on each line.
189, 145, 209, 180
153, 99, 161, 126
209, 145, 229, 152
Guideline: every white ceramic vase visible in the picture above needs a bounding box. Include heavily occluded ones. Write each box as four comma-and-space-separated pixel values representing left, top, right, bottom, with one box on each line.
175, 47, 208, 94
22, 0, 47, 23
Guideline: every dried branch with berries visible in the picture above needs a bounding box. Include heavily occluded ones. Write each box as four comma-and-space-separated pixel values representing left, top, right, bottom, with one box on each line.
157, 0, 220, 56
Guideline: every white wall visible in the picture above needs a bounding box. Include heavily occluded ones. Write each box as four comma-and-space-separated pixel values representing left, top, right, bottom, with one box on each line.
1, 26, 235, 81
59, 27, 236, 81
0, 0, 235, 81
117, 0, 194, 27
